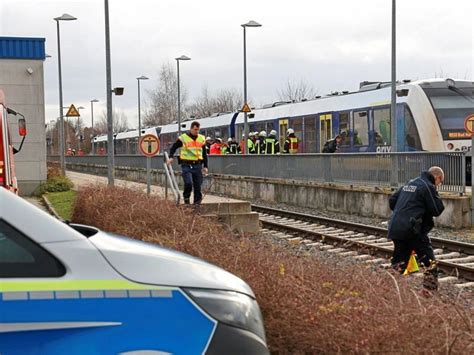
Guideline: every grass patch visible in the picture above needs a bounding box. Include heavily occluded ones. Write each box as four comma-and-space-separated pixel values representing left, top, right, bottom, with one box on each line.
47, 190, 77, 221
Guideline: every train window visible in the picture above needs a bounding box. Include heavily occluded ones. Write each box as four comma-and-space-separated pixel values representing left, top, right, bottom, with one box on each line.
339, 113, 349, 145
404, 106, 423, 150
236, 125, 243, 140
304, 116, 316, 153
373, 108, 391, 145
255, 123, 266, 134
292, 118, 303, 152
353, 111, 368, 146
423, 87, 474, 140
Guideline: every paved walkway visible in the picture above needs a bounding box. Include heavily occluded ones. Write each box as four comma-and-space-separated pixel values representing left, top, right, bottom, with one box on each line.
23, 196, 48, 212
67, 171, 242, 204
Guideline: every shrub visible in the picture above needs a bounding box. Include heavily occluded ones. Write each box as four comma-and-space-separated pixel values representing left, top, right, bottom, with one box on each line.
38, 175, 74, 194
73, 186, 473, 353
47, 165, 62, 179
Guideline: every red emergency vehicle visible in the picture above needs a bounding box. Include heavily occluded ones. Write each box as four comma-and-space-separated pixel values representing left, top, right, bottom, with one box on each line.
0, 89, 27, 193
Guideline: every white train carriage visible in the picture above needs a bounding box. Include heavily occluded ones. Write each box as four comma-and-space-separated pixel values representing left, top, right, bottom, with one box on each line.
92, 126, 161, 155
160, 78, 473, 155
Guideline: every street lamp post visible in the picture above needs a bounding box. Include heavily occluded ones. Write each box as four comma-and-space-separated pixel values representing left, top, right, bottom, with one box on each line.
175, 55, 191, 135
390, 0, 397, 153
241, 20, 262, 155
104, 0, 114, 186
75, 106, 85, 152
54, 13, 77, 175
90, 99, 99, 154
137, 76, 149, 140
63, 105, 84, 153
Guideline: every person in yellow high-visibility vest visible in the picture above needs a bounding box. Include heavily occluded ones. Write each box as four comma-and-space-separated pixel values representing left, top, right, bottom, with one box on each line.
167, 121, 208, 205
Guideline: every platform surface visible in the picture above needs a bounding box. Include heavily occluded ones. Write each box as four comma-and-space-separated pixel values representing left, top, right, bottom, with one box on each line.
67, 171, 244, 204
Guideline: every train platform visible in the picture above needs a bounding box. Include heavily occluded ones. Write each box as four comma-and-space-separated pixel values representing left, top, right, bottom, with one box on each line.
66, 171, 260, 233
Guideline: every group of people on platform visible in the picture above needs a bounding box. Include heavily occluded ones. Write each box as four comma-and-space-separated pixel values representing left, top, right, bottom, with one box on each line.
205, 129, 300, 155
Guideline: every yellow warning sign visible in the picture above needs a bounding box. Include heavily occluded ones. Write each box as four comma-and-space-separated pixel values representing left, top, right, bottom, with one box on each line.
65, 104, 80, 117
139, 134, 160, 157
464, 114, 474, 136
241, 103, 251, 113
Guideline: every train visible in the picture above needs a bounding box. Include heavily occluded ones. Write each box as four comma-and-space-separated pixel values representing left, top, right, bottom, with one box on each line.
93, 126, 161, 155
93, 78, 473, 155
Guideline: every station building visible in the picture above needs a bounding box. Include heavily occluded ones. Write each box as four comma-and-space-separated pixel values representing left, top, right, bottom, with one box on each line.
0, 37, 47, 195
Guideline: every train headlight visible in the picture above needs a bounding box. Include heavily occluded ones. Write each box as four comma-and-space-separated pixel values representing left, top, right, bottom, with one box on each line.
184, 288, 266, 342
447, 143, 454, 150
446, 78, 456, 88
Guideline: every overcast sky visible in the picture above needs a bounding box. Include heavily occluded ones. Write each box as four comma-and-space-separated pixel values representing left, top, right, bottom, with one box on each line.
1, 0, 473, 128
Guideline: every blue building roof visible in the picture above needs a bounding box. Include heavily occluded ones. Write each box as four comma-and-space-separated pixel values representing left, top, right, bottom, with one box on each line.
0, 37, 46, 60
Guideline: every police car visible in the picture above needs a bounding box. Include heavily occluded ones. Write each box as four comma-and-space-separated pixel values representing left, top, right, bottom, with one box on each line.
0, 188, 268, 354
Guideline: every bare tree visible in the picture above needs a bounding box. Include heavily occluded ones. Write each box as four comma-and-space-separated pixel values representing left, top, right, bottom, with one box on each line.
188, 86, 243, 118
95, 108, 129, 134
277, 78, 318, 102
144, 62, 187, 126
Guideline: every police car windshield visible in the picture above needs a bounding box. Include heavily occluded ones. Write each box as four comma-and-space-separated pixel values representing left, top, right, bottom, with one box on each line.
423, 87, 474, 140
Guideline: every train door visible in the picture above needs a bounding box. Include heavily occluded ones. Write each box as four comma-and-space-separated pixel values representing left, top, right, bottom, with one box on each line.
319, 113, 332, 151
279, 119, 288, 147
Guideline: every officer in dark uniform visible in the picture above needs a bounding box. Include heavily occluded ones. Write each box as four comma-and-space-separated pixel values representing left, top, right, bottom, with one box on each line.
322, 135, 342, 153
388, 166, 445, 291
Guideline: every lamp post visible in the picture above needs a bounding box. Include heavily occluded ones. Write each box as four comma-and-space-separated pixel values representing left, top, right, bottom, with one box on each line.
104, 0, 114, 186
390, 0, 397, 153
90, 99, 99, 154
76, 106, 85, 152
137, 75, 149, 140
241, 20, 262, 154
175, 55, 191, 135
54, 13, 77, 174
63, 105, 84, 152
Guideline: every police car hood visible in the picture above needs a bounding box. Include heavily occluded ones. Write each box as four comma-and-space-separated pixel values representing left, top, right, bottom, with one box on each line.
89, 231, 254, 297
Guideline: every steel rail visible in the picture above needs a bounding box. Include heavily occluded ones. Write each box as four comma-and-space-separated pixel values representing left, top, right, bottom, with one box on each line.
252, 205, 474, 255
255, 205, 474, 281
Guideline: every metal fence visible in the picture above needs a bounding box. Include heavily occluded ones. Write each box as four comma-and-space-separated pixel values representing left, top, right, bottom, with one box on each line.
49, 151, 467, 194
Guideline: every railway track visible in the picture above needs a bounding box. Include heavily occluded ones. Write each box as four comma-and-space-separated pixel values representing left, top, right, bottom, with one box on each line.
252, 205, 474, 283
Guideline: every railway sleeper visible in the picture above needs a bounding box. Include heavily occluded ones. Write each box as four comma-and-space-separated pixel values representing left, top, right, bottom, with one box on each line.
364, 258, 387, 265
353, 254, 372, 261
444, 255, 474, 263
435, 252, 461, 260
327, 248, 346, 254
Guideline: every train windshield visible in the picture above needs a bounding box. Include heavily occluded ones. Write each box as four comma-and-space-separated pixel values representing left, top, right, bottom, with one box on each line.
423, 86, 474, 140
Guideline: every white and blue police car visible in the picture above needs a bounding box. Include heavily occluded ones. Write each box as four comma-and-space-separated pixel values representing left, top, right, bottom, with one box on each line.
0, 188, 268, 354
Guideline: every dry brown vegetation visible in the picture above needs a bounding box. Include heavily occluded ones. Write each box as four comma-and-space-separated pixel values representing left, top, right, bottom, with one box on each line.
73, 186, 473, 353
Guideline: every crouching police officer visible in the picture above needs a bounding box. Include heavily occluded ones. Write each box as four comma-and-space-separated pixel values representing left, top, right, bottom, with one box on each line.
167, 121, 208, 205
388, 166, 445, 291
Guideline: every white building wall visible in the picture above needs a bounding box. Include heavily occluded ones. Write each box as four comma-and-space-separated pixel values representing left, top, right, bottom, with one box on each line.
0, 59, 46, 195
